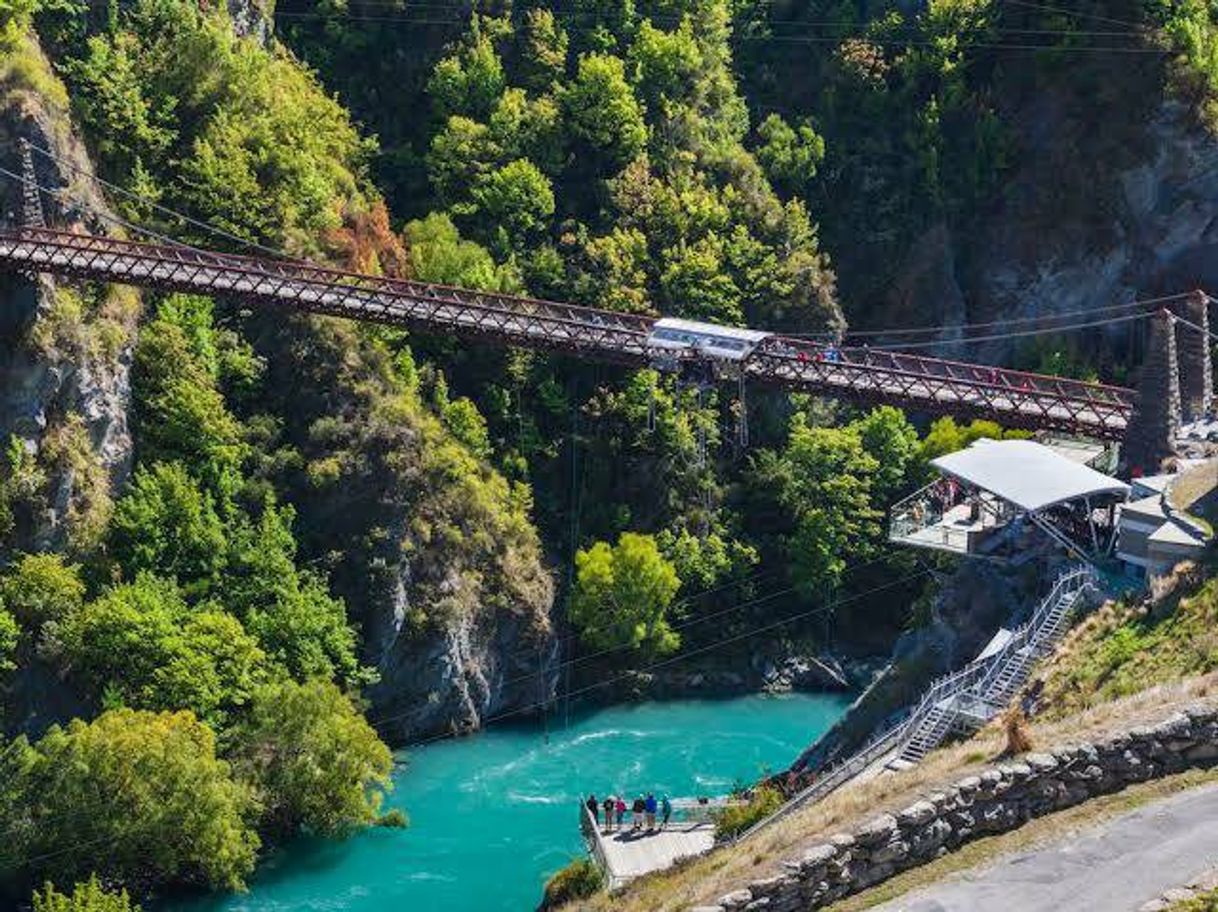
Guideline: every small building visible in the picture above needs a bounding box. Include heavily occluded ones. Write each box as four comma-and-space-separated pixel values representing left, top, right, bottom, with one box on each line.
890, 439, 1130, 560
1116, 493, 1209, 579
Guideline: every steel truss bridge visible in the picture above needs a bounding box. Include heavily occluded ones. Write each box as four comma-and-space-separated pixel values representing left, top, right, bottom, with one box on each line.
0, 225, 1135, 439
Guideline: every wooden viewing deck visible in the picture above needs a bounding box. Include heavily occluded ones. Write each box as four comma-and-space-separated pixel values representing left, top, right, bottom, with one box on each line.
580, 802, 732, 889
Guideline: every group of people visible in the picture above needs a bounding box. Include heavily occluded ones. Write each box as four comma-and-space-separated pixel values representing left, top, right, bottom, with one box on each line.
586, 792, 672, 834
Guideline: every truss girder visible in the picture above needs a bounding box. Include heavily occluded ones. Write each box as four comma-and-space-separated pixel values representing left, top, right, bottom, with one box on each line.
0, 228, 1133, 439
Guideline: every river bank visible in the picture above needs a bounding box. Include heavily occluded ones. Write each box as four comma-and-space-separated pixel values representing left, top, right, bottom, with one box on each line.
159, 693, 851, 912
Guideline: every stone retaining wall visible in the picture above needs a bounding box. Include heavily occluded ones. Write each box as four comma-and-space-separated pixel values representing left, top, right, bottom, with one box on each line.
693, 706, 1218, 912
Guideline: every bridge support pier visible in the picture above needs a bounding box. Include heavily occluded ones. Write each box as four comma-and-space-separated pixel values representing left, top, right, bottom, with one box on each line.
1124, 309, 1181, 475
1176, 290, 1213, 422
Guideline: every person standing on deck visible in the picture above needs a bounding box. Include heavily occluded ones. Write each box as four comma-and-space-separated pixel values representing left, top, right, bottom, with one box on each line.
586, 794, 599, 827
644, 793, 657, 831
616, 796, 626, 830
631, 795, 646, 831
603, 795, 616, 832
661, 795, 672, 830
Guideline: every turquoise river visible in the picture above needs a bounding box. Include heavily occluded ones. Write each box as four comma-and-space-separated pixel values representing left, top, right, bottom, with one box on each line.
166, 692, 850, 912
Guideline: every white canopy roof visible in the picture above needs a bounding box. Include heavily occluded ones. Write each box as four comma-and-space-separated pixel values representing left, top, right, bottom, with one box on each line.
932, 439, 1130, 512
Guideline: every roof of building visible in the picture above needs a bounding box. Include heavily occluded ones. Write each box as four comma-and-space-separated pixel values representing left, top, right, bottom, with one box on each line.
1148, 519, 1207, 547
932, 439, 1130, 512
1131, 473, 1174, 496
1120, 495, 1170, 521
651, 317, 772, 343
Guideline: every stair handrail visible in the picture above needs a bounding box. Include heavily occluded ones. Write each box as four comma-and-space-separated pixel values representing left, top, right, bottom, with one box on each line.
735, 569, 1095, 844
971, 565, 1094, 708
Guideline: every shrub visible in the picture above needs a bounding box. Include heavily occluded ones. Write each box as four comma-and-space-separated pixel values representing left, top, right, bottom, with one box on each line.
713, 785, 784, 840
31, 876, 139, 912
4, 709, 259, 893
228, 678, 394, 838
541, 858, 604, 908
1002, 706, 1034, 756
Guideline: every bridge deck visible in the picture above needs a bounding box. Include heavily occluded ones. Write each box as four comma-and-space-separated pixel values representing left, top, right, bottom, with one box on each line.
0, 226, 1136, 440
597, 822, 716, 884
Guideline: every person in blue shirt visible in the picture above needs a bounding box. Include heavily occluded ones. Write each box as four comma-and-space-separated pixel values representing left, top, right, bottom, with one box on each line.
644, 792, 658, 831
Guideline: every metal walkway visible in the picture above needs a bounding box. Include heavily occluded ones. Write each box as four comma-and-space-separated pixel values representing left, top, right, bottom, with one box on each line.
737, 566, 1095, 842
897, 566, 1095, 763
0, 226, 1135, 438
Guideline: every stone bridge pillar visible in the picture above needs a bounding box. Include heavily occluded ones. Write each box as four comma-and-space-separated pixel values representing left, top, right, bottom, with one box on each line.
1123, 308, 1180, 475
1175, 290, 1213, 423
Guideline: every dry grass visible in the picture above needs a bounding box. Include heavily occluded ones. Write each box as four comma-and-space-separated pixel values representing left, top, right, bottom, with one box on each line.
1001, 706, 1034, 755
1169, 459, 1218, 513
568, 674, 1218, 912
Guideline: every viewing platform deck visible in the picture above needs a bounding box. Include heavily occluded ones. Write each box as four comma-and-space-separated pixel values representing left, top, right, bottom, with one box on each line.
580, 799, 740, 889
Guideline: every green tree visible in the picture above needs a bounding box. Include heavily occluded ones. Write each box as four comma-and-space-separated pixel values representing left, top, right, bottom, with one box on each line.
562, 53, 647, 169
850, 406, 921, 505
443, 397, 492, 458
518, 8, 569, 92
0, 553, 85, 630
918, 416, 1018, 461
426, 115, 498, 206
404, 212, 519, 292
755, 113, 825, 192
570, 532, 680, 654
109, 462, 227, 594
7, 709, 259, 892
0, 607, 17, 673
229, 678, 394, 838
629, 18, 703, 105
428, 26, 506, 120
132, 318, 244, 500
468, 158, 555, 254
489, 90, 565, 174
222, 500, 368, 686
659, 237, 743, 324
55, 575, 267, 726
750, 419, 882, 594
31, 876, 139, 912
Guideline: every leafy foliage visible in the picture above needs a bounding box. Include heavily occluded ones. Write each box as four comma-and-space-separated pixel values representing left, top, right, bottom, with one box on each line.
541, 858, 604, 907
54, 0, 375, 256
32, 877, 140, 912
1, 709, 260, 893
570, 532, 681, 654
0, 553, 85, 631
228, 678, 394, 838
712, 785, 783, 839
109, 463, 228, 596
0, 608, 17, 673
54, 575, 267, 726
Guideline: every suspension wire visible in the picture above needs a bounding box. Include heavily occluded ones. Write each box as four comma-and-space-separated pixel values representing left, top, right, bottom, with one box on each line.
786, 292, 1192, 340
26, 143, 296, 260
998, 0, 1148, 30
274, 9, 1170, 51
398, 569, 929, 746
277, 0, 1150, 35
0, 163, 208, 252
867, 309, 1154, 351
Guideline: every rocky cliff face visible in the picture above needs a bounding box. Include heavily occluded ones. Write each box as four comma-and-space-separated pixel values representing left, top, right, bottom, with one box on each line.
0, 40, 137, 557
0, 32, 558, 745
874, 74, 1218, 370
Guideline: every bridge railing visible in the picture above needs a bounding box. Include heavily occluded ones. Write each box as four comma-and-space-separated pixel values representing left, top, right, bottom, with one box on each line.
0, 226, 1135, 438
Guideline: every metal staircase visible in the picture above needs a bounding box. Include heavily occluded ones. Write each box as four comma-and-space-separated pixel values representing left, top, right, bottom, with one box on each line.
895, 566, 1095, 764
736, 566, 1095, 844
